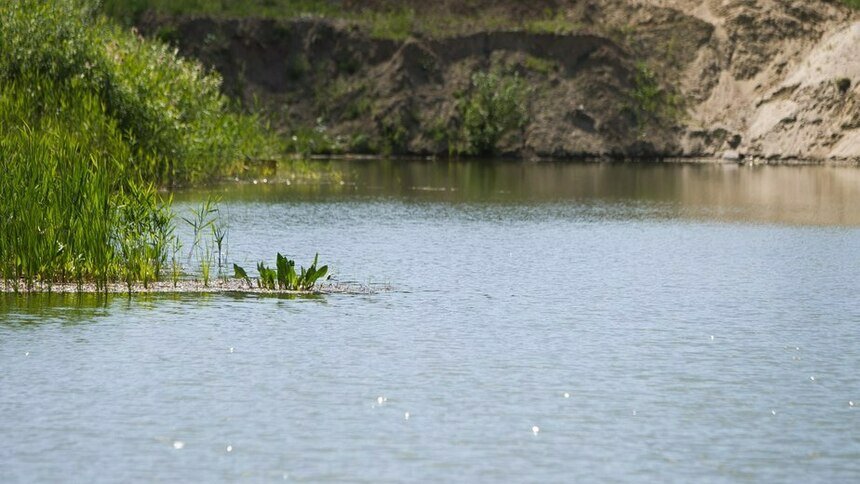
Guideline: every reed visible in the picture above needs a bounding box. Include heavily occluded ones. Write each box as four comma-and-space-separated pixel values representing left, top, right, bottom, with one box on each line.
0, 0, 278, 288
0, 78, 174, 289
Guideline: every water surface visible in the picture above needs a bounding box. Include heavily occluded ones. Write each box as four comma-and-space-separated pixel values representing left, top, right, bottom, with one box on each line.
2, 161, 859, 482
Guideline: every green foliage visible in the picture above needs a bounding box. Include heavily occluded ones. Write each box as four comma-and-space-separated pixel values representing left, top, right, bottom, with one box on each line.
629, 61, 683, 128
459, 71, 529, 155
233, 264, 251, 288
839, 0, 860, 9
523, 55, 559, 76
368, 8, 415, 41
523, 10, 582, 35
0, 78, 175, 289
239, 253, 328, 291
256, 262, 277, 290
0, 0, 278, 185
101, 0, 342, 22
285, 123, 346, 157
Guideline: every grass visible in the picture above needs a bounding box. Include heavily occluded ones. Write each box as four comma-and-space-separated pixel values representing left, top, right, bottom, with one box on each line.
523, 10, 582, 35
0, 77, 174, 290
839, 0, 860, 9
100, 0, 589, 40
0, 0, 280, 289
523, 55, 559, 76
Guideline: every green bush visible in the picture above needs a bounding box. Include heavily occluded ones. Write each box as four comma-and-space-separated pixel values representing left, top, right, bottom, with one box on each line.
629, 61, 683, 128
0, 0, 278, 184
459, 71, 529, 155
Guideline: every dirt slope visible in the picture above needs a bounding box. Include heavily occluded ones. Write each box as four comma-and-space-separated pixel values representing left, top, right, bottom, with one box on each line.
137, 0, 859, 162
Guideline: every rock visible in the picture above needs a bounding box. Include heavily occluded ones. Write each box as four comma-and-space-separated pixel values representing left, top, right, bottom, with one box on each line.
722, 150, 743, 161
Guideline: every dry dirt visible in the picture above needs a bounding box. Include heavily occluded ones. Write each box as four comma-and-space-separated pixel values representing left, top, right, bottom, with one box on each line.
138, 0, 859, 163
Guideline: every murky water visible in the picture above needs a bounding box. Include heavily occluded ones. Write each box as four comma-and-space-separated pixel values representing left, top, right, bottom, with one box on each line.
2, 161, 859, 482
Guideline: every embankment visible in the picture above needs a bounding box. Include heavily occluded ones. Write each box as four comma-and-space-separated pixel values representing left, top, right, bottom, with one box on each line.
136, 0, 860, 163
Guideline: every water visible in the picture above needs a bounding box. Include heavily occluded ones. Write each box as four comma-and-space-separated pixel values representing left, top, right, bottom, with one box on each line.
2, 161, 859, 482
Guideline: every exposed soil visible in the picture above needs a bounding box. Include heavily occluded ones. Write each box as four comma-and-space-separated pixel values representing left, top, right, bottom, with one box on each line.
136, 0, 859, 163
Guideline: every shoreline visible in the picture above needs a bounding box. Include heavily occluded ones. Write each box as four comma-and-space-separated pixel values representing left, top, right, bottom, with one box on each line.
1, 279, 378, 295
300, 154, 860, 167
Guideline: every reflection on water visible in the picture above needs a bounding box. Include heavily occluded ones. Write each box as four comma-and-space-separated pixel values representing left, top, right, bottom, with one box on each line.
176, 160, 860, 226
3, 160, 859, 482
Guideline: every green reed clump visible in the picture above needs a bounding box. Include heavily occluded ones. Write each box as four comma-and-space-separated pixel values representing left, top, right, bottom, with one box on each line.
0, 0, 283, 288
0, 78, 174, 290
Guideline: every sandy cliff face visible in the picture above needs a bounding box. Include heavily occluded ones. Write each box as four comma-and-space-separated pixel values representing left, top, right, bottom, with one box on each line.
672, 0, 859, 162
138, 0, 859, 162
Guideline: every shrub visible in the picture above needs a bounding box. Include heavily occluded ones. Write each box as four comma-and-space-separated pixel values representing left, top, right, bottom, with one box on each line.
0, 0, 278, 185
628, 61, 683, 128
459, 71, 529, 155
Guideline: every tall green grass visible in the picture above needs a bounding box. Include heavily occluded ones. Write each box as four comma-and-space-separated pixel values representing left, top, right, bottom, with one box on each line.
0, 78, 173, 290
0, 0, 279, 289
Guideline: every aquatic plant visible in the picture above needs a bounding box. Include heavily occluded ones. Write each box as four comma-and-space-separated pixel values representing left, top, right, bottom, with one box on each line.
256, 263, 278, 290
0, 0, 283, 289
200, 248, 213, 287
236, 254, 328, 291
233, 264, 252, 288
182, 196, 219, 262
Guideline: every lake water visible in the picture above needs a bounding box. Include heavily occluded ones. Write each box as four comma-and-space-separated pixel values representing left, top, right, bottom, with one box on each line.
2, 161, 859, 482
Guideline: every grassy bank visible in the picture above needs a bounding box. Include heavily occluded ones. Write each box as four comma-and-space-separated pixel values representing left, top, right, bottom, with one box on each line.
100, 0, 583, 40
0, 0, 278, 289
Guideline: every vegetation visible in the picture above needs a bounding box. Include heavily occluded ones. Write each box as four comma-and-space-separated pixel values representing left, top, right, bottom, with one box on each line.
235, 253, 328, 291
1, 0, 278, 185
523, 56, 559, 76
0, 78, 174, 290
628, 61, 684, 129
458, 71, 529, 155
0, 0, 278, 290
839, 0, 860, 9
523, 10, 582, 35
100, 0, 583, 40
